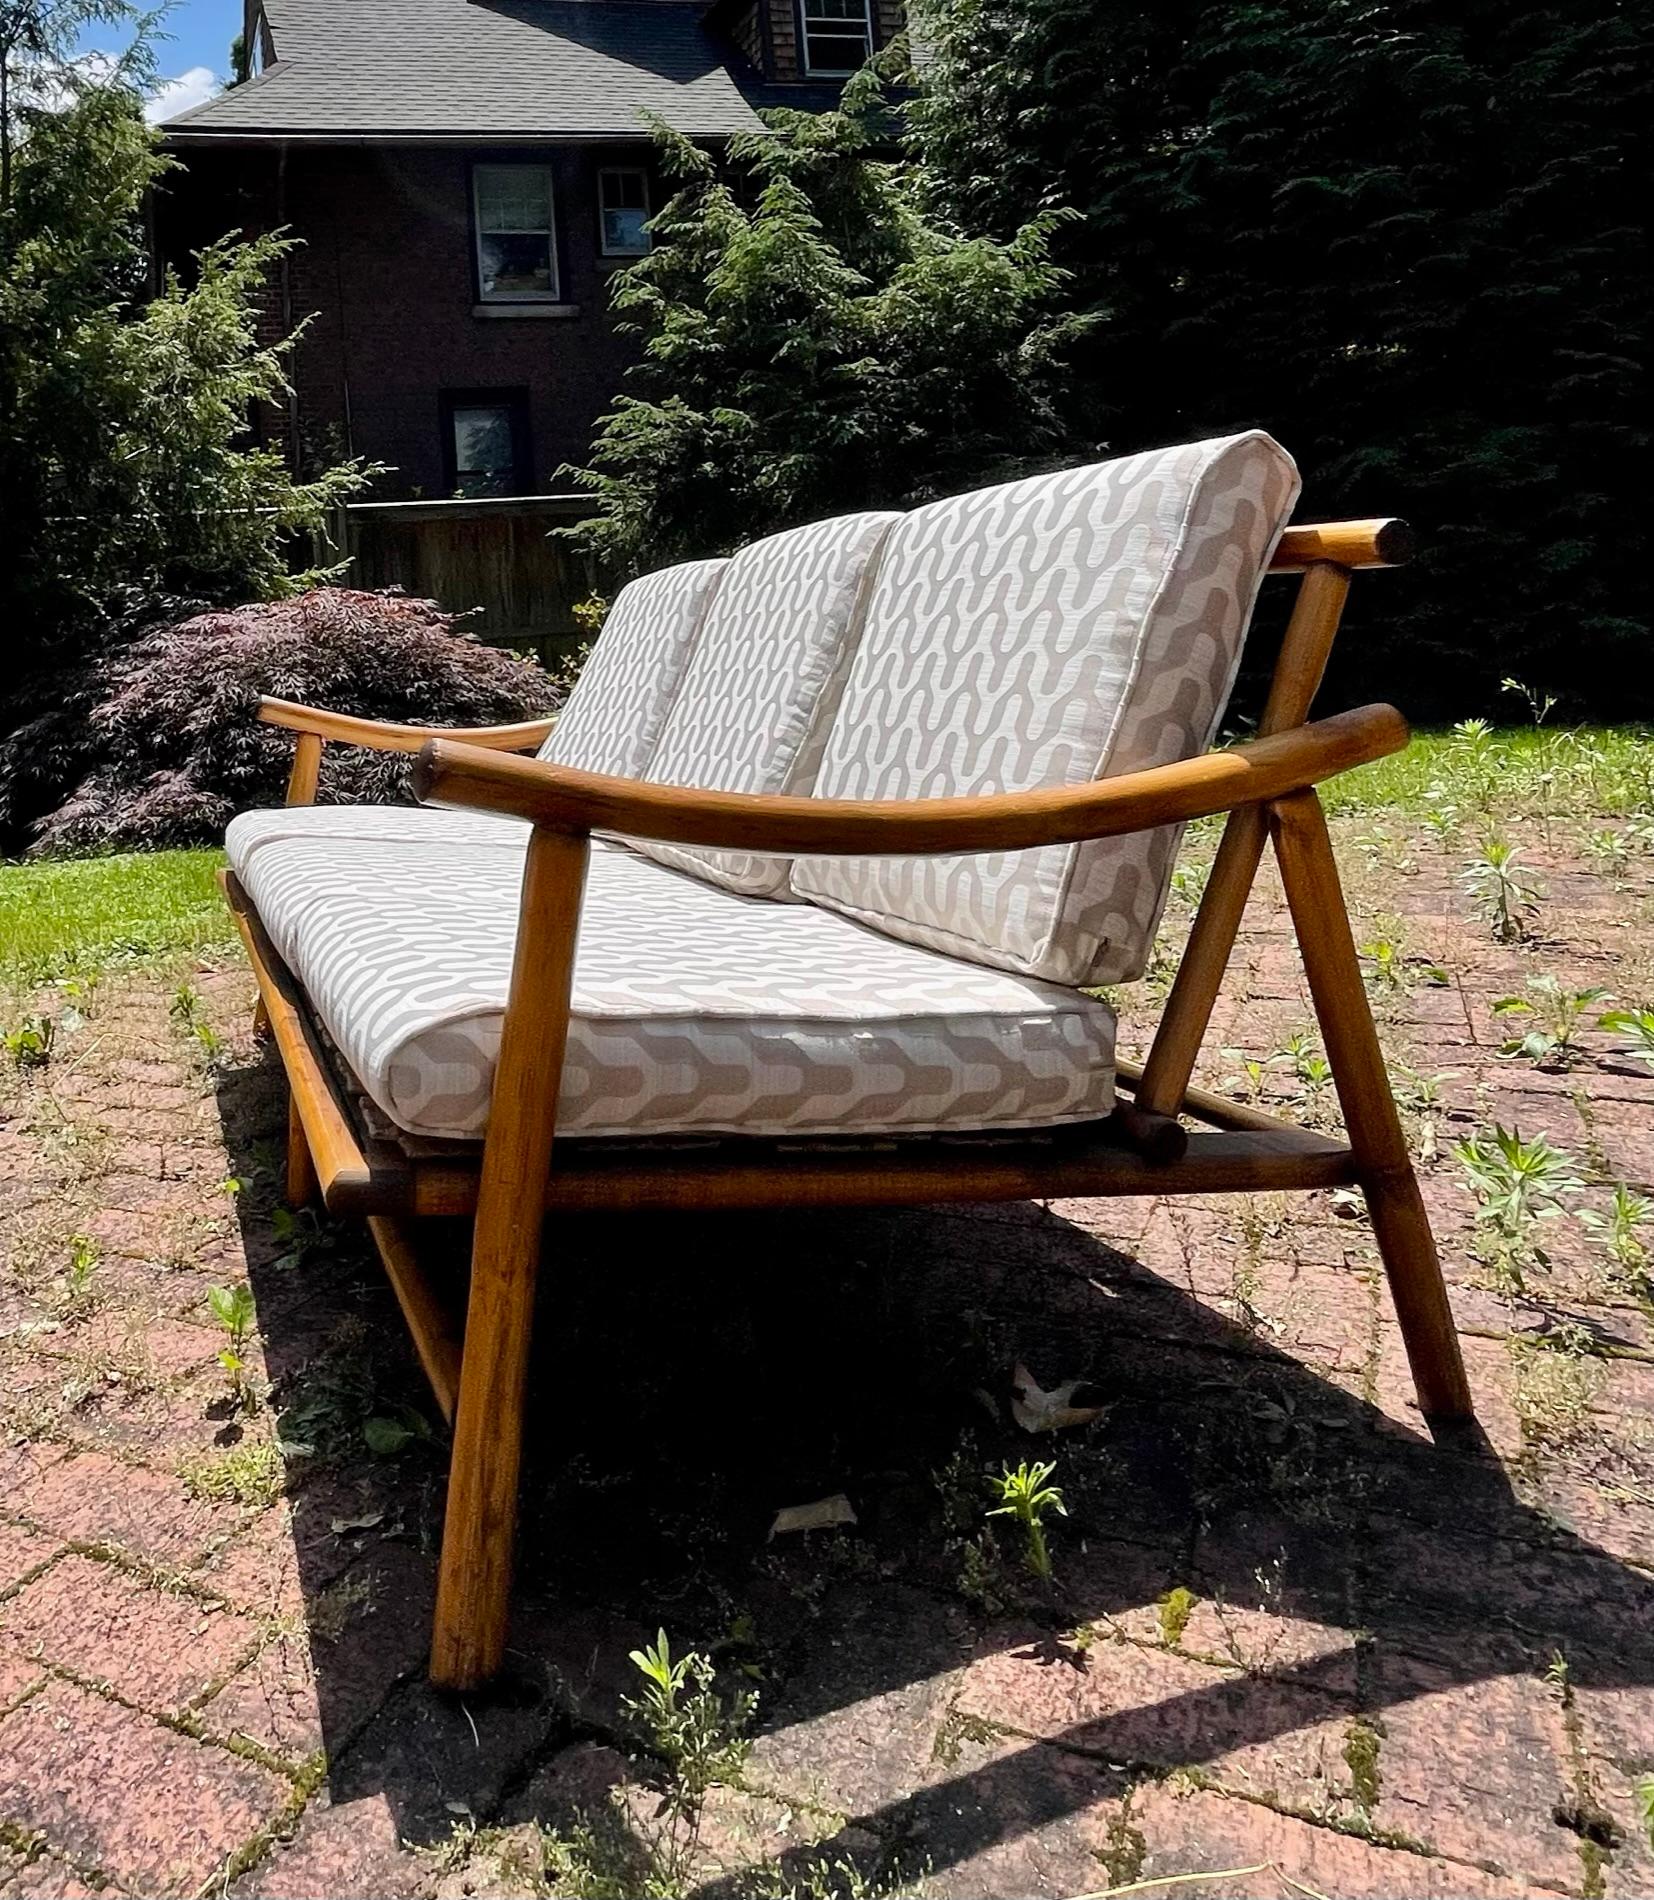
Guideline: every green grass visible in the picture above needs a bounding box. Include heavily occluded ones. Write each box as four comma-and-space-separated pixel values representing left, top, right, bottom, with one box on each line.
1325, 724, 1654, 818
0, 848, 234, 990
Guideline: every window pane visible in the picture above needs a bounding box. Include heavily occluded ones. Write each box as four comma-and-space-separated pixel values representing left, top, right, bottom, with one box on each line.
479, 231, 554, 298
805, 27, 870, 70
603, 206, 649, 254
452, 405, 514, 498
805, 0, 866, 19
475, 165, 551, 233
600, 170, 646, 211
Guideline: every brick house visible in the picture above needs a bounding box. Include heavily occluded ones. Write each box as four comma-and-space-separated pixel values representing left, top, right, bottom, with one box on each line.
155, 0, 905, 499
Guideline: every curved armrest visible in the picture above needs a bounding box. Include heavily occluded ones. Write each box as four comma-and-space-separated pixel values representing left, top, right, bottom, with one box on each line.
258, 696, 558, 755
411, 702, 1407, 856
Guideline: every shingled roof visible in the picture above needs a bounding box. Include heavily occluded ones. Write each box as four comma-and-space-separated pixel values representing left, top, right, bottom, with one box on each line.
162, 0, 769, 140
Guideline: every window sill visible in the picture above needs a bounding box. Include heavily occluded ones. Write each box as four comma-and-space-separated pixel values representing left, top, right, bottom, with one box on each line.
472, 302, 581, 320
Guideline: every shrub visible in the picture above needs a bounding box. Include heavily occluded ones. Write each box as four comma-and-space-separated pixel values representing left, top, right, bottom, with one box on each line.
29, 589, 560, 854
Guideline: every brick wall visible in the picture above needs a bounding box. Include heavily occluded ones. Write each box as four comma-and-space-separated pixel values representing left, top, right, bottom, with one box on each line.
155, 142, 655, 497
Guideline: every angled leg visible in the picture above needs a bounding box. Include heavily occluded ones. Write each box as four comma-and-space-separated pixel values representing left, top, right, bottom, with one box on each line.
1268, 789, 1472, 1420
431, 825, 589, 1690
285, 1095, 318, 1207
253, 733, 325, 1040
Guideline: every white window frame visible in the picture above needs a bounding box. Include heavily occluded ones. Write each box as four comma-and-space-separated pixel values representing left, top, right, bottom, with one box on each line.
472, 163, 560, 304
799, 0, 873, 77
597, 166, 651, 258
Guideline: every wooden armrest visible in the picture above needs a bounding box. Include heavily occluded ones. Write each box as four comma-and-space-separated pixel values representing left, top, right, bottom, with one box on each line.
258, 696, 558, 755
1269, 519, 1413, 573
411, 702, 1407, 855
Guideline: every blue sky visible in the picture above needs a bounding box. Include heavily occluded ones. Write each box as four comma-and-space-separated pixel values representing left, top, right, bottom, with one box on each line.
82, 0, 240, 122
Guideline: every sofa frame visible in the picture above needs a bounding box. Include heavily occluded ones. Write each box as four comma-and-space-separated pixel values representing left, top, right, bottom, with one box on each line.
222, 515, 1473, 1690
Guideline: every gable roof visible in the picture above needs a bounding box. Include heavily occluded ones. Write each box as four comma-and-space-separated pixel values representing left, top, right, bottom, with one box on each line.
163, 0, 769, 141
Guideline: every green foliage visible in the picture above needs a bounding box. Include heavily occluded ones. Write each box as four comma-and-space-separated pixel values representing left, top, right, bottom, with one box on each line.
0, 16, 370, 848
1491, 978, 1610, 1067
207, 1282, 257, 1404
565, 66, 1076, 575
2, 1011, 54, 1068
1452, 1124, 1583, 1291
1579, 1183, 1654, 1296
1461, 839, 1543, 942
914, 0, 1649, 716
987, 1458, 1066, 1583
1599, 1008, 1654, 1074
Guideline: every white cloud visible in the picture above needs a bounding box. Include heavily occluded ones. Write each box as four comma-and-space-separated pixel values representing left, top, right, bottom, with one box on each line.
145, 65, 220, 125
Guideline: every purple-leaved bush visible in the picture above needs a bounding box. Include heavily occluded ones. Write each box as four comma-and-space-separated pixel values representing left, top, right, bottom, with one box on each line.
31, 589, 561, 854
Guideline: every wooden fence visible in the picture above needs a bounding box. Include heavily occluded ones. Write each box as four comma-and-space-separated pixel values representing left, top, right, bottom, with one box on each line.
327, 495, 606, 668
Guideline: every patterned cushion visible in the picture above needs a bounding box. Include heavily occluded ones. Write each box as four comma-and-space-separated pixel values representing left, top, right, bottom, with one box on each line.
537, 556, 727, 778
239, 835, 1115, 1142
225, 803, 530, 873
792, 433, 1301, 985
631, 512, 900, 897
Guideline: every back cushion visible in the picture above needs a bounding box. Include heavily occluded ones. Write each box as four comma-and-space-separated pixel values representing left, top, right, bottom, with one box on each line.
792, 433, 1301, 985
632, 512, 900, 897
538, 557, 726, 779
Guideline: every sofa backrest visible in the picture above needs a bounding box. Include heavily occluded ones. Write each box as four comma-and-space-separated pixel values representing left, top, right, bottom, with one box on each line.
630, 511, 900, 898
538, 557, 727, 779
791, 433, 1301, 985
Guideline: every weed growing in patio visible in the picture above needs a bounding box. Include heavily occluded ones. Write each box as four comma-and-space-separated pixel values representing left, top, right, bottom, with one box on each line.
1360, 936, 1449, 993
988, 1459, 1066, 1584
57, 1233, 99, 1311
1599, 1007, 1654, 1073
1579, 1185, 1654, 1297
1157, 1585, 1196, 1646
1509, 1327, 1604, 1455
624, 1630, 755, 1893
1452, 1125, 1584, 1292
208, 1282, 259, 1410
1492, 978, 1611, 1067
1462, 839, 1543, 942
3, 1012, 55, 1069
181, 1438, 283, 1508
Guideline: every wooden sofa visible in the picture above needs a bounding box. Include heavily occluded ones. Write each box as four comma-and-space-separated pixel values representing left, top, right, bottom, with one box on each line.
222, 432, 1472, 1690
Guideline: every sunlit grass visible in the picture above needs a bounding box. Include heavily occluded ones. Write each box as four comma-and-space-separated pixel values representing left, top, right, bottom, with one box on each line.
0, 848, 233, 990
1326, 725, 1654, 818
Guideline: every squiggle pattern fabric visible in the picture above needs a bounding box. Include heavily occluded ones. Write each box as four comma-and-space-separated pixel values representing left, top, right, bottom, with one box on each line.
632, 512, 899, 897
239, 836, 1116, 1141
792, 433, 1300, 985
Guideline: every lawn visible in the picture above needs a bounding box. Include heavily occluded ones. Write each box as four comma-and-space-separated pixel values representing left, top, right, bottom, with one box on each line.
2, 723, 1654, 1898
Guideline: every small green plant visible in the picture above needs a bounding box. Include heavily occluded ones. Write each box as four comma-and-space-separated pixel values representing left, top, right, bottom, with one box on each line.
1461, 838, 1542, 942
1280, 1031, 1335, 1122
181, 1439, 284, 1508
1583, 828, 1630, 877
1580, 1184, 1654, 1294
207, 1283, 258, 1407
362, 1404, 433, 1456
1157, 1585, 1196, 1646
269, 1203, 339, 1272
1491, 977, 1610, 1067
1452, 1125, 1584, 1291
1599, 1007, 1654, 1073
1500, 676, 1557, 726
624, 1630, 755, 1891
3, 1013, 56, 1069
1635, 1774, 1654, 1853
988, 1459, 1066, 1584
1359, 937, 1447, 993
61, 1234, 99, 1307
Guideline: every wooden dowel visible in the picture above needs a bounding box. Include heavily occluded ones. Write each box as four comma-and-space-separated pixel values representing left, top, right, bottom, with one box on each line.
1269, 519, 1413, 573
284, 729, 323, 807
368, 1216, 463, 1424
431, 826, 589, 1691
1268, 790, 1471, 1421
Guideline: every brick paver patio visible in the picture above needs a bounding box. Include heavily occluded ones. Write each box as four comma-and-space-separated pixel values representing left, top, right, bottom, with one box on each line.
2, 819, 1652, 1897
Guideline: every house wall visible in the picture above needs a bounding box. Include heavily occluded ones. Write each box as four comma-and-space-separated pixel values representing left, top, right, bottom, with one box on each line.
155, 142, 654, 497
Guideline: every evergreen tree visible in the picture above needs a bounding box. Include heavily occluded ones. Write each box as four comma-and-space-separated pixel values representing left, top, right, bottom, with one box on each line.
566, 66, 1080, 574
914, 0, 1651, 715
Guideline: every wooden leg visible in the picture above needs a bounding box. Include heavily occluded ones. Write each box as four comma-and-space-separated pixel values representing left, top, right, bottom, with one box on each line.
253, 995, 271, 1039
431, 827, 589, 1691
285, 1094, 319, 1207
1269, 790, 1473, 1420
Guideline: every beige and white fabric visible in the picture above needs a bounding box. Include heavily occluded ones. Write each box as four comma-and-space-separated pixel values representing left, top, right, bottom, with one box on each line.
793, 433, 1301, 985
238, 835, 1115, 1142
537, 556, 727, 778
631, 512, 900, 897
225, 802, 530, 874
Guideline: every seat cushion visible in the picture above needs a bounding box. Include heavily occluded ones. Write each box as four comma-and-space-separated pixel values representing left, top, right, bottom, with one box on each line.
537, 556, 727, 778
238, 835, 1115, 1142
631, 512, 899, 898
792, 433, 1301, 985
225, 803, 531, 873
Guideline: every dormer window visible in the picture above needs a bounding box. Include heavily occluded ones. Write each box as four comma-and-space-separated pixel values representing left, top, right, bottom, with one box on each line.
799, 0, 873, 76
473, 163, 559, 302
